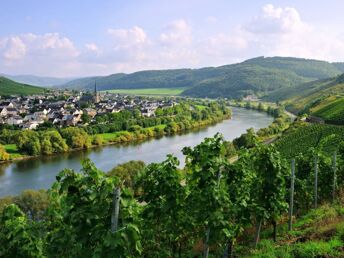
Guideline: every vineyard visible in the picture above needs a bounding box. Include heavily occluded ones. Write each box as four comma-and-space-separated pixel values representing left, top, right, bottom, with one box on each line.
275, 123, 344, 158
313, 98, 344, 124
0, 133, 343, 257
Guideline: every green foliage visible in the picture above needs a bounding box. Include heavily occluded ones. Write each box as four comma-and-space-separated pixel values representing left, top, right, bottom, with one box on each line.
250, 145, 289, 221
15, 130, 68, 155
313, 98, 344, 124
137, 155, 189, 256
60, 127, 92, 149
233, 128, 258, 149
108, 160, 145, 191
92, 134, 103, 145
46, 159, 142, 257
0, 76, 46, 96
13, 190, 49, 221
0, 144, 9, 160
0, 204, 44, 257
40, 130, 68, 154
81, 113, 91, 123
15, 130, 41, 155
1, 133, 343, 257
291, 239, 343, 257
276, 123, 344, 158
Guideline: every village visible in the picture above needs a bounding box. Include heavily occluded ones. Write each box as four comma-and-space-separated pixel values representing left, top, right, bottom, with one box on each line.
0, 86, 176, 130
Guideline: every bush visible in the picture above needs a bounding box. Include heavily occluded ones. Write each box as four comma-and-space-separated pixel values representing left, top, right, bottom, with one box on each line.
0, 144, 9, 161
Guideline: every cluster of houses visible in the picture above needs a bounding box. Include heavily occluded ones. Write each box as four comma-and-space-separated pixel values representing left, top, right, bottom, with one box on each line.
0, 90, 176, 130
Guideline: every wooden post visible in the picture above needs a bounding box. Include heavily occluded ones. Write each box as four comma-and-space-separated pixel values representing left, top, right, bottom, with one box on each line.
288, 159, 295, 231
254, 219, 262, 248
314, 156, 318, 209
203, 227, 210, 258
332, 151, 337, 202
111, 187, 121, 232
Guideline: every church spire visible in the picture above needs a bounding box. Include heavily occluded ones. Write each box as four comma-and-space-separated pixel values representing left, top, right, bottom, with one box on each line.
94, 80, 100, 103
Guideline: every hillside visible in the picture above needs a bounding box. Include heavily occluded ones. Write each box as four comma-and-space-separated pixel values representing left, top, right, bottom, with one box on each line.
0, 77, 46, 96
273, 74, 344, 123
1, 74, 74, 87
241, 204, 344, 257
59, 57, 344, 99
275, 122, 344, 158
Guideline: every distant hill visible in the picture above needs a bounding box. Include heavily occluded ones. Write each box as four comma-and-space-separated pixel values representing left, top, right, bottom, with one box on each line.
59, 56, 344, 99
1, 74, 75, 87
0, 76, 46, 96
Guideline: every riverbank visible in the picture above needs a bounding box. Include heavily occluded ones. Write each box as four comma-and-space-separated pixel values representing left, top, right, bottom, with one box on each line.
0, 107, 274, 197
228, 100, 292, 142
1, 112, 231, 164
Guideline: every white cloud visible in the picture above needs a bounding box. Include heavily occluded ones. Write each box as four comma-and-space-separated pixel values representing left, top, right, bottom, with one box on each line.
159, 19, 192, 46
0, 33, 79, 76
246, 4, 310, 34
2, 5, 344, 77
85, 43, 99, 52
107, 26, 147, 49
2, 36, 26, 60
240, 4, 344, 61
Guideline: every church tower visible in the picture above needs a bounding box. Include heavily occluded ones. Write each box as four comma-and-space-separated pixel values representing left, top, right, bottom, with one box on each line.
94, 80, 100, 103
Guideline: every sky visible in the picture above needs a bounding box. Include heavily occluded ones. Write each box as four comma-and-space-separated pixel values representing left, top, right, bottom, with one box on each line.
1, 0, 344, 77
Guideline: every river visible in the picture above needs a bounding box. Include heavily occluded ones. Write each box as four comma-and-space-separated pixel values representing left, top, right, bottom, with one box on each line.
0, 107, 273, 196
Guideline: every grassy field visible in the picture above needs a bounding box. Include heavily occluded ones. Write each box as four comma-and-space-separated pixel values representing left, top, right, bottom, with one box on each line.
101, 88, 186, 96
97, 124, 167, 143
4, 144, 24, 159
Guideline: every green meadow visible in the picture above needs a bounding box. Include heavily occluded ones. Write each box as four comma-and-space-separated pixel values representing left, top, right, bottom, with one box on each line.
101, 88, 186, 96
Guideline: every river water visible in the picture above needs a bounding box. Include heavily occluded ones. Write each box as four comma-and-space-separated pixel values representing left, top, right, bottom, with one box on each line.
0, 107, 273, 196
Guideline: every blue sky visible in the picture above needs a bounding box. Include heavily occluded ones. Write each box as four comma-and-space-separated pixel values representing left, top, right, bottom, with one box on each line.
1, 0, 344, 77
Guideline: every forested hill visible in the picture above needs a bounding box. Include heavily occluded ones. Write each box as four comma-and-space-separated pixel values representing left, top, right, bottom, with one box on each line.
0, 77, 46, 96
59, 56, 344, 99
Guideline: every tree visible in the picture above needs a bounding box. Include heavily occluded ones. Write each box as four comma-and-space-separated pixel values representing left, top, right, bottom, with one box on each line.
60, 127, 92, 149
92, 135, 103, 145
108, 160, 145, 193
13, 189, 50, 221
233, 128, 258, 150
40, 130, 68, 155
15, 130, 41, 155
81, 113, 91, 124
0, 144, 9, 161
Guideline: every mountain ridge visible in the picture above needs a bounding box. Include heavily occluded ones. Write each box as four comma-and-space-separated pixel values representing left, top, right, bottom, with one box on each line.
57, 56, 344, 99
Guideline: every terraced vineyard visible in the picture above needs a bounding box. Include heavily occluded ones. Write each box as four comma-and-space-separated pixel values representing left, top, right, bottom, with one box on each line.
313, 98, 344, 124
275, 123, 344, 158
